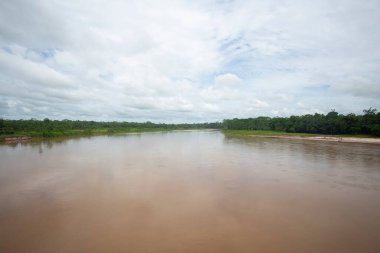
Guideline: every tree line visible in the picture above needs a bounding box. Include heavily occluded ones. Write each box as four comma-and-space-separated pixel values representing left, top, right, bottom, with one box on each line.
0, 118, 222, 136
222, 108, 380, 136
1, 108, 379, 137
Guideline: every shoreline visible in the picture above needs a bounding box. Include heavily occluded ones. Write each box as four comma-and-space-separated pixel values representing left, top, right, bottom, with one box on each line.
2, 130, 380, 145
222, 130, 380, 144
0, 129, 215, 144
244, 134, 380, 144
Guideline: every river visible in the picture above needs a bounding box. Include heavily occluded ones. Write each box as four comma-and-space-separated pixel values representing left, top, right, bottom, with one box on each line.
1, 130, 380, 253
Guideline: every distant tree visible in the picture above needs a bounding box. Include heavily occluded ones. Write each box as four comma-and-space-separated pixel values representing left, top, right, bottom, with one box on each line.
1, 109, 380, 137
221, 108, 379, 136
363, 107, 377, 115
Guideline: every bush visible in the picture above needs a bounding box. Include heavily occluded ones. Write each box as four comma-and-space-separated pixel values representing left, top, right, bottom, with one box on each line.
42, 131, 54, 137
369, 125, 380, 136
0, 128, 15, 135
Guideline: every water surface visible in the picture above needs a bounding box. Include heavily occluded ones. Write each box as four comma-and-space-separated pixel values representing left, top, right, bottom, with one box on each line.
1, 131, 380, 253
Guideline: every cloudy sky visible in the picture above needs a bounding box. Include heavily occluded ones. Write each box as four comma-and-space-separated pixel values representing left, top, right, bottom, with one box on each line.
1, 0, 379, 122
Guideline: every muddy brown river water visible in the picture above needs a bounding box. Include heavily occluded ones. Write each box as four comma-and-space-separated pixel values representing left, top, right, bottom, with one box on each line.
1, 130, 380, 253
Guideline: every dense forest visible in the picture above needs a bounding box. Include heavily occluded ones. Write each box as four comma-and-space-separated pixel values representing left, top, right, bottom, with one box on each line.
223, 108, 380, 136
1, 108, 380, 138
0, 118, 222, 137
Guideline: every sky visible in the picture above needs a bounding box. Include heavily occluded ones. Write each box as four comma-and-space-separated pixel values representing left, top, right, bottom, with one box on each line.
0, 0, 380, 122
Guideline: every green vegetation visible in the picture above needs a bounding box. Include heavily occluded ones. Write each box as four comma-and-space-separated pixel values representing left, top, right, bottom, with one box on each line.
0, 119, 222, 141
1, 108, 379, 141
222, 108, 380, 137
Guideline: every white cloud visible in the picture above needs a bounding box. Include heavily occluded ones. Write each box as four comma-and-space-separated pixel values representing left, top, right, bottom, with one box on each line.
247, 99, 269, 110
214, 73, 243, 87
0, 50, 74, 88
0, 0, 379, 121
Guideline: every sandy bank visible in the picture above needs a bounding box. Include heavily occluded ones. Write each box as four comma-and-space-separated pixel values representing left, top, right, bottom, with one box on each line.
248, 135, 380, 145
3, 136, 33, 143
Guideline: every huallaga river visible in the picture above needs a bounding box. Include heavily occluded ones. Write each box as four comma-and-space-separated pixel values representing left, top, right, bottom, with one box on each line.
1, 130, 380, 253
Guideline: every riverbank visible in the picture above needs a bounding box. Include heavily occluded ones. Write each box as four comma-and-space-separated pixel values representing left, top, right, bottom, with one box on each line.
0, 128, 195, 143
223, 130, 380, 144
3, 129, 380, 145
